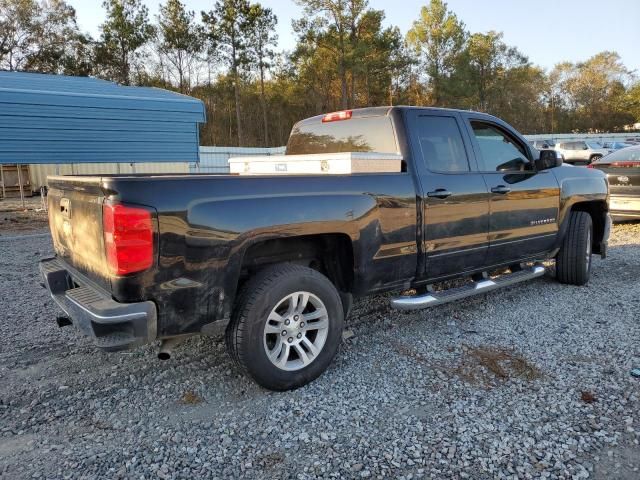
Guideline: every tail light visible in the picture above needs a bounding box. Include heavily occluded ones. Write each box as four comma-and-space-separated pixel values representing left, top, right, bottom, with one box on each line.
587, 164, 595, 168
610, 161, 640, 168
322, 110, 352, 123
103, 203, 154, 275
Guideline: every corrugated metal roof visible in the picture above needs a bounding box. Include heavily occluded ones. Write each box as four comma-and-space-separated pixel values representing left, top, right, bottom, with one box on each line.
0, 71, 206, 164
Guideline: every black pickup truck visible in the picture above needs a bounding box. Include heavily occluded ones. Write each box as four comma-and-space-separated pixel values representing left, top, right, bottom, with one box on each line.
40, 106, 611, 390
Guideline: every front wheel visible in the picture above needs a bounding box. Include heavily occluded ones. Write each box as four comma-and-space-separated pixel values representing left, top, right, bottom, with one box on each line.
226, 264, 344, 391
556, 211, 593, 285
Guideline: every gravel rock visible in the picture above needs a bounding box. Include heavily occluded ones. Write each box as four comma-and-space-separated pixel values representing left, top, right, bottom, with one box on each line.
1, 222, 639, 479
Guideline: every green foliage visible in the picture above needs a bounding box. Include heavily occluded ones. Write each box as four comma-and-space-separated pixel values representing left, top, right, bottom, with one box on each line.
407, 0, 466, 105
626, 83, 640, 124
247, 4, 277, 145
0, 0, 86, 73
97, 0, 156, 85
158, 0, 203, 92
201, 0, 253, 70
202, 0, 256, 145
459, 31, 548, 132
551, 51, 635, 131
293, 0, 404, 112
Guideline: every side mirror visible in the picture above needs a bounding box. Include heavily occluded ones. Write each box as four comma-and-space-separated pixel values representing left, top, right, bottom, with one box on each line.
496, 157, 529, 172
535, 150, 562, 170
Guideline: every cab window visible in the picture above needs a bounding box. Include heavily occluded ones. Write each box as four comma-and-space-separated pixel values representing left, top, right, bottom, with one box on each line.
471, 122, 531, 172
286, 115, 398, 155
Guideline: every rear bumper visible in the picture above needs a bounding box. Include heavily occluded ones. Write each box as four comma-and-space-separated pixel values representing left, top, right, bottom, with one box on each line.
610, 195, 640, 220
40, 257, 157, 351
600, 212, 612, 259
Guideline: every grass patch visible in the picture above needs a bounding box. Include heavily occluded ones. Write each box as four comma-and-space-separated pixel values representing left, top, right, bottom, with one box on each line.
450, 345, 544, 386
180, 390, 203, 405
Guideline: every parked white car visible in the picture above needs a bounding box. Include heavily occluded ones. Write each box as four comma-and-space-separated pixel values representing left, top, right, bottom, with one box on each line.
554, 141, 612, 165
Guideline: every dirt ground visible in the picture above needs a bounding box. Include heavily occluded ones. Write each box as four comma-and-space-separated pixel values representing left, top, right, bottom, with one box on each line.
0, 196, 49, 233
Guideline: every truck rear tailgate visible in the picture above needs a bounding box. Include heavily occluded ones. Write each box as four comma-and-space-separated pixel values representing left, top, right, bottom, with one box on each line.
47, 176, 111, 290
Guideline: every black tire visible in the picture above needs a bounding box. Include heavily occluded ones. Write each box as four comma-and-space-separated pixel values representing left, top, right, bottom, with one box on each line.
556, 211, 593, 286
226, 264, 344, 391
590, 154, 602, 163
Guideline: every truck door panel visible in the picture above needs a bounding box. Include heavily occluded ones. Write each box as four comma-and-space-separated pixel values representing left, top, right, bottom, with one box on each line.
465, 119, 560, 264
405, 111, 490, 279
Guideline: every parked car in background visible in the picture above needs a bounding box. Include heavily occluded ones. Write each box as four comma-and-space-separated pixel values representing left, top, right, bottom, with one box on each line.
554, 141, 612, 165
551, 149, 565, 163
529, 139, 555, 149
624, 137, 640, 145
530, 145, 565, 163
602, 141, 633, 150
589, 145, 640, 220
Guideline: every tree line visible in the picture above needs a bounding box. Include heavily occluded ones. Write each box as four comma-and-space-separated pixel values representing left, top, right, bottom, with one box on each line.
1, 0, 639, 148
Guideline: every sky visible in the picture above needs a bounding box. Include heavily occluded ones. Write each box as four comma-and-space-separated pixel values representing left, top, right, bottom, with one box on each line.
68, 0, 640, 72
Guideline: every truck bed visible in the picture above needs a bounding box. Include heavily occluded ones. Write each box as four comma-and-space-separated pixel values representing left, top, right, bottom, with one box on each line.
46, 171, 418, 337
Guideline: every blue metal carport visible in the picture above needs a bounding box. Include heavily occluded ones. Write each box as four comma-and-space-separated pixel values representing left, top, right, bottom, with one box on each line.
0, 72, 206, 164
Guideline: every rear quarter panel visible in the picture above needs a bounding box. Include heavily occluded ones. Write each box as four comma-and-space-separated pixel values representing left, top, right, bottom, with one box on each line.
105, 173, 417, 336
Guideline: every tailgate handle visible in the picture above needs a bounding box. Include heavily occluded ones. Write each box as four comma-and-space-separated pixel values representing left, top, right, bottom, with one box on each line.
60, 198, 71, 217
427, 189, 452, 199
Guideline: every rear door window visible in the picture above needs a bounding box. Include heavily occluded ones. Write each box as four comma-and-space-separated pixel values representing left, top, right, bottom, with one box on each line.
412, 115, 470, 173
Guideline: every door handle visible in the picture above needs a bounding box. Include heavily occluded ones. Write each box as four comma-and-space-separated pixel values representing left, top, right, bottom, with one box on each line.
427, 189, 452, 199
491, 185, 511, 194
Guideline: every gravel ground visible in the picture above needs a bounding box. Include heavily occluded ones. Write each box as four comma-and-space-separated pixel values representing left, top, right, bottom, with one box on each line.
1, 222, 639, 479
0, 197, 48, 233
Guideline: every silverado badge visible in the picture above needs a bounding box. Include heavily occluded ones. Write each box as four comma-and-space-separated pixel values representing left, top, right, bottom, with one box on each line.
530, 217, 556, 226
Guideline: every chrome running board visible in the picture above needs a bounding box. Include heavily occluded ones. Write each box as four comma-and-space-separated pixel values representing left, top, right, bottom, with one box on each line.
391, 264, 546, 311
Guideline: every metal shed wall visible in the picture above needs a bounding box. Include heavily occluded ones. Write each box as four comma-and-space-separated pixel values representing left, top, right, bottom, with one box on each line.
27, 147, 285, 190
28, 162, 190, 191
197, 146, 286, 173
0, 72, 205, 164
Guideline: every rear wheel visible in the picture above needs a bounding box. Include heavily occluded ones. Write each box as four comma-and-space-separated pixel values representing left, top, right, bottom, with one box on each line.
590, 154, 603, 163
556, 211, 593, 285
226, 264, 344, 391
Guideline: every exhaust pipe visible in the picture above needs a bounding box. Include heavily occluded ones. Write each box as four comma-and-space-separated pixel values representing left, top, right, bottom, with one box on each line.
158, 337, 185, 360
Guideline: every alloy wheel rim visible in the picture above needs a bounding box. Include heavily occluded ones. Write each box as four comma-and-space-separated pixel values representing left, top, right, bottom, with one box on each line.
263, 291, 329, 371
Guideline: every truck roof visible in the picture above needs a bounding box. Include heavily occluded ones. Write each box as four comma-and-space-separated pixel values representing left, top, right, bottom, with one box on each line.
286, 106, 497, 156
298, 105, 492, 124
